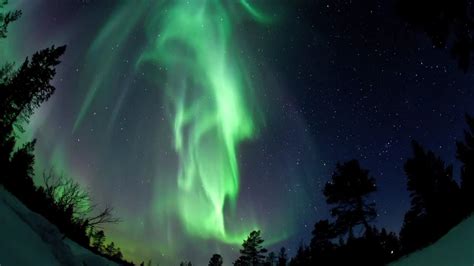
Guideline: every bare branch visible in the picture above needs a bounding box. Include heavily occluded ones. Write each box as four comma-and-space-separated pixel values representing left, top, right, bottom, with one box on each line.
41, 170, 120, 228
87, 206, 121, 227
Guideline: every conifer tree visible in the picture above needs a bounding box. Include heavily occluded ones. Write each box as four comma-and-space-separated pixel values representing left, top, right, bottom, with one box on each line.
456, 114, 474, 215
235, 230, 268, 266
324, 160, 377, 236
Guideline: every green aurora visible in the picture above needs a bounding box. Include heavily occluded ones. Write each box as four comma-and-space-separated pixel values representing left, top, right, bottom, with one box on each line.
73, 0, 272, 244
1, 1, 317, 263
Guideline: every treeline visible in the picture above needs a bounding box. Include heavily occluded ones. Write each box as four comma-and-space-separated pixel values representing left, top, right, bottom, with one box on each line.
0, 2, 132, 265
197, 115, 474, 266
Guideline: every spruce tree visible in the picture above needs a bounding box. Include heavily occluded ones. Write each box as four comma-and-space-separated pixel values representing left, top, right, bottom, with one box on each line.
235, 230, 268, 266
400, 141, 461, 252
277, 247, 287, 266
209, 254, 223, 266
456, 114, 474, 215
323, 160, 377, 236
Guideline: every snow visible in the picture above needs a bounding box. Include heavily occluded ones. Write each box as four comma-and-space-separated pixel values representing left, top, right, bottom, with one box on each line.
2, 180, 472, 266
391, 215, 474, 266
0, 186, 117, 266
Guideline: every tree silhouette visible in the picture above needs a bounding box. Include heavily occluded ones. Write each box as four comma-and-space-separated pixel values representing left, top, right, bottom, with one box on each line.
323, 160, 377, 237
309, 219, 336, 265
0, 45, 66, 134
0, 3, 134, 265
400, 141, 462, 252
0, 2, 65, 181
456, 114, 474, 216
276, 247, 287, 266
0, 43, 66, 186
104, 242, 117, 257
40, 171, 119, 237
0, 0, 21, 39
396, 0, 474, 71
92, 230, 106, 253
288, 244, 310, 266
376, 228, 401, 263
3, 140, 36, 196
265, 251, 276, 266
209, 254, 223, 266
234, 230, 268, 266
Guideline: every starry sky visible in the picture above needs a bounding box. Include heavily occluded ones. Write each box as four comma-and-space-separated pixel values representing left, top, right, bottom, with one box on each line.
1, 0, 474, 265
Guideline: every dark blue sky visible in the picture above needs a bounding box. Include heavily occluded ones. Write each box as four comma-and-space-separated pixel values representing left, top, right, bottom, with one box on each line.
264, 0, 474, 232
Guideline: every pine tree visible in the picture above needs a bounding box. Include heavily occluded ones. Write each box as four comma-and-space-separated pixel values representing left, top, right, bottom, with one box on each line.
400, 141, 462, 252
289, 244, 310, 266
377, 228, 401, 263
277, 247, 287, 266
323, 160, 377, 236
105, 241, 114, 255
92, 230, 106, 253
105, 242, 117, 257
265, 251, 276, 266
0, 45, 66, 137
208, 254, 223, 266
456, 114, 474, 215
0, 1, 65, 186
4, 141, 36, 195
0, 0, 21, 39
235, 230, 268, 266
310, 219, 336, 264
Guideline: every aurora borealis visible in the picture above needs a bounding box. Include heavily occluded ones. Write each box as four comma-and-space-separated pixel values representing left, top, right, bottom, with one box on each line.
1, 0, 315, 264
140, 0, 261, 242
3, 0, 474, 265
79, 0, 268, 243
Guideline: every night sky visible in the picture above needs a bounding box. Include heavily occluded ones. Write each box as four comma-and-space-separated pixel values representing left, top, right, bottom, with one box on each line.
1, 0, 474, 265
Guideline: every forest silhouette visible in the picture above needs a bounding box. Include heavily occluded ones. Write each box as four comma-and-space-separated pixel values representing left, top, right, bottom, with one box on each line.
0, 1, 131, 265
1, 0, 474, 265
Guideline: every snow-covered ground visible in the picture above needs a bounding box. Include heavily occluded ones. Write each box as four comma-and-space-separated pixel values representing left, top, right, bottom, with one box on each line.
2, 182, 472, 266
391, 215, 474, 266
0, 186, 117, 266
